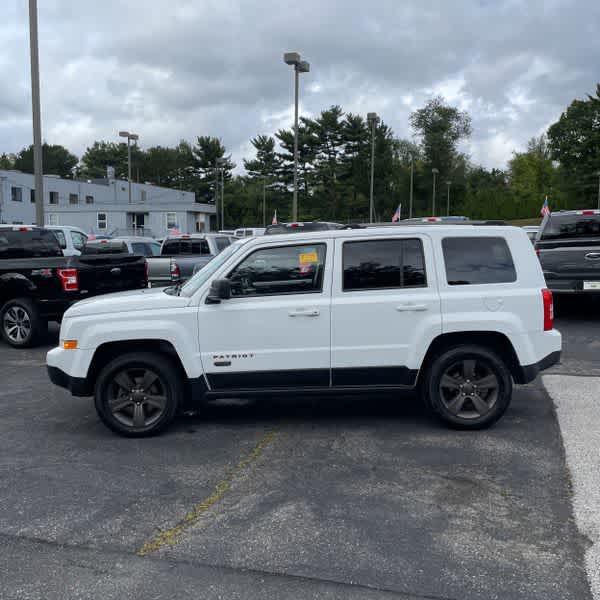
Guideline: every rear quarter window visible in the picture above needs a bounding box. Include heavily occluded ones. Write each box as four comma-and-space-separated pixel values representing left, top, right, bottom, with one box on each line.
442, 237, 516, 285
0, 229, 63, 259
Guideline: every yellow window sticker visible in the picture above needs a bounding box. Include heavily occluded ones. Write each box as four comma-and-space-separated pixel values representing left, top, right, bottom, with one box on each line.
299, 251, 319, 265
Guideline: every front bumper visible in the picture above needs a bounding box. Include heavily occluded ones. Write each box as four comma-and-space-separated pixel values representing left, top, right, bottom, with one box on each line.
47, 365, 92, 396
516, 350, 561, 384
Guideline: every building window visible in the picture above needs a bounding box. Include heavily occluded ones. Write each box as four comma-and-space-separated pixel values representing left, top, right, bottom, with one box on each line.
47, 214, 59, 226
85, 195, 94, 204
140, 190, 147, 202
69, 193, 79, 205
49, 191, 59, 205
166, 212, 177, 229
11, 187, 22, 202
30, 189, 36, 203
97, 213, 107, 230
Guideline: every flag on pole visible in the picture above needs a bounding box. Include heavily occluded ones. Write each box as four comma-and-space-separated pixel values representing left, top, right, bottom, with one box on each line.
392, 204, 402, 222
272, 210, 278, 225
88, 228, 96, 241
540, 197, 550, 217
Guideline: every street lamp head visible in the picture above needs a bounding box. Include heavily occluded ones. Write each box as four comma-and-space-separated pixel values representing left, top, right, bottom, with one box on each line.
297, 60, 310, 73
129, 133, 139, 141
118, 131, 130, 138
367, 112, 379, 123
446, 180, 452, 185
432, 168, 439, 174
284, 52, 301, 65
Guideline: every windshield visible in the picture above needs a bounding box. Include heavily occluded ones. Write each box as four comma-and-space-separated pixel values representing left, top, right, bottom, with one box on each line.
178, 238, 249, 297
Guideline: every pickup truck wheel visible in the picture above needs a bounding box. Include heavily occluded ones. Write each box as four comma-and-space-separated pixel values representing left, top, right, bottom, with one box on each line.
94, 352, 182, 437
423, 345, 512, 430
0, 298, 42, 348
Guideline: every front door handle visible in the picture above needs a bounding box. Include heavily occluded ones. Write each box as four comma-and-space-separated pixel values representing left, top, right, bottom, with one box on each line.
288, 309, 320, 317
396, 303, 428, 312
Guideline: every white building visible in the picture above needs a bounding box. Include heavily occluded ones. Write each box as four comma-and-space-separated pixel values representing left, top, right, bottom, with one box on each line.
0, 170, 216, 237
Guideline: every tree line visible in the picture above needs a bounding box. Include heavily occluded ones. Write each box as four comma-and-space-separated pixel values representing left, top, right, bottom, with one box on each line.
1, 83, 598, 225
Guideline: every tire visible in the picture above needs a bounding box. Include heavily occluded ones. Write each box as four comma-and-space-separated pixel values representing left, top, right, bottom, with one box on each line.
94, 352, 183, 437
0, 297, 43, 348
421, 345, 513, 430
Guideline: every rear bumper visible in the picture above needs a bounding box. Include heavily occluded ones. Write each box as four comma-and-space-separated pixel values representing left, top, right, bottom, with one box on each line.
544, 277, 600, 294
47, 365, 92, 396
516, 350, 561, 384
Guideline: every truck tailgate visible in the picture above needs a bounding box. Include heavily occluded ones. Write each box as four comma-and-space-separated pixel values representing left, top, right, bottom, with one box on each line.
74, 254, 147, 294
539, 239, 600, 278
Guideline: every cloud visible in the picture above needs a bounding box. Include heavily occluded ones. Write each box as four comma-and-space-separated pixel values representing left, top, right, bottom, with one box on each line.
1, 0, 598, 173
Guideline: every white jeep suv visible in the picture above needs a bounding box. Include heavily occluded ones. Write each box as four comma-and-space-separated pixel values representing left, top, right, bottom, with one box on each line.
47, 225, 561, 437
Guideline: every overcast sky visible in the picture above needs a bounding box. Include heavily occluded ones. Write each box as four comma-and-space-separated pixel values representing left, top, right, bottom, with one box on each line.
1, 0, 598, 172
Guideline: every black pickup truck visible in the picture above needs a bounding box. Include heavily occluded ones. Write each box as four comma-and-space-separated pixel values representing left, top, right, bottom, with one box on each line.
0, 226, 147, 347
535, 209, 600, 294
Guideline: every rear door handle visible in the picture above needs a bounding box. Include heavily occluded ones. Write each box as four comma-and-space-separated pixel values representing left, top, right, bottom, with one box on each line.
288, 309, 320, 317
396, 304, 428, 312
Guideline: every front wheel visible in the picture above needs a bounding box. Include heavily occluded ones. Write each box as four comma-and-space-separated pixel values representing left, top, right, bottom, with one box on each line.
422, 345, 513, 430
94, 352, 183, 437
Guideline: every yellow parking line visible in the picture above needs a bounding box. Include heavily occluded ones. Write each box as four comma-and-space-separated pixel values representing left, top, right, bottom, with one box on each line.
137, 429, 278, 556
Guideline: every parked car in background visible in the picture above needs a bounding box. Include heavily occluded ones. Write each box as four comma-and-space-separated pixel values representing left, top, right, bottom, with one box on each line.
218, 230, 236, 236
0, 226, 147, 348
233, 227, 265, 237
146, 233, 235, 287
47, 223, 560, 437
522, 225, 539, 243
535, 209, 600, 294
264, 221, 343, 234
45, 225, 88, 256
402, 216, 469, 223
110, 236, 161, 257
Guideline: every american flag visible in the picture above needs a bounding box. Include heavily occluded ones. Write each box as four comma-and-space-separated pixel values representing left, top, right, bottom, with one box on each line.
272, 210, 278, 225
392, 204, 402, 222
540, 197, 550, 217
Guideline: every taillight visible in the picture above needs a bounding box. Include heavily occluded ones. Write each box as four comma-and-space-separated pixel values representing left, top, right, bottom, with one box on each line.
170, 262, 180, 281
57, 268, 79, 292
144, 259, 149, 282
542, 288, 553, 331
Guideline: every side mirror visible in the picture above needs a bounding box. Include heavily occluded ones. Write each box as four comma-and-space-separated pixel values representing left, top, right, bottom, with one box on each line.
206, 278, 231, 304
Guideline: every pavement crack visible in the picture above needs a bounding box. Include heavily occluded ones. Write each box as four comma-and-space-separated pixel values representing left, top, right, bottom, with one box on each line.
137, 428, 279, 556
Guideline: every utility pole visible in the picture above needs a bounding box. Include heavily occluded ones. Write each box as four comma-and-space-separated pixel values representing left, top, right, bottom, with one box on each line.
367, 112, 379, 223
408, 154, 414, 219
119, 131, 138, 204
431, 168, 439, 216
220, 166, 225, 230
597, 171, 600, 211
214, 161, 219, 231
446, 180, 452, 216
28, 0, 44, 226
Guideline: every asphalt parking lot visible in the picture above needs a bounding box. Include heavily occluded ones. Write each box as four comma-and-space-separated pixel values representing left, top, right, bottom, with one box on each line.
1, 300, 597, 600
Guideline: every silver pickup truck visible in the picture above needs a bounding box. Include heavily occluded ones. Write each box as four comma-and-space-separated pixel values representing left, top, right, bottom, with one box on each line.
146, 233, 235, 287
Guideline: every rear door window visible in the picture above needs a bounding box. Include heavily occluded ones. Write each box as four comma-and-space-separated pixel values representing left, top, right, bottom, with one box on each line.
442, 237, 516, 285
161, 240, 180, 255
215, 236, 231, 251
70, 231, 87, 251
343, 239, 427, 291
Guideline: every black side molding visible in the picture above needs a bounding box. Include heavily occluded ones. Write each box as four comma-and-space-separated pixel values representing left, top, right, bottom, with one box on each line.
515, 351, 561, 384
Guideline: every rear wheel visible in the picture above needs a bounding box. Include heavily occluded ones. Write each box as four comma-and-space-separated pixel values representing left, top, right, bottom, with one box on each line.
94, 352, 182, 437
0, 298, 43, 348
422, 345, 512, 429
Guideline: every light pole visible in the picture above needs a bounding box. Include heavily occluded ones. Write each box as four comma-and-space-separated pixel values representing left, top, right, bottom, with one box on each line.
367, 112, 379, 223
597, 171, 600, 211
119, 131, 139, 204
262, 176, 267, 227
284, 52, 310, 222
408, 153, 414, 219
446, 180, 452, 216
218, 159, 225, 230
28, 0, 44, 226
431, 168, 439, 216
